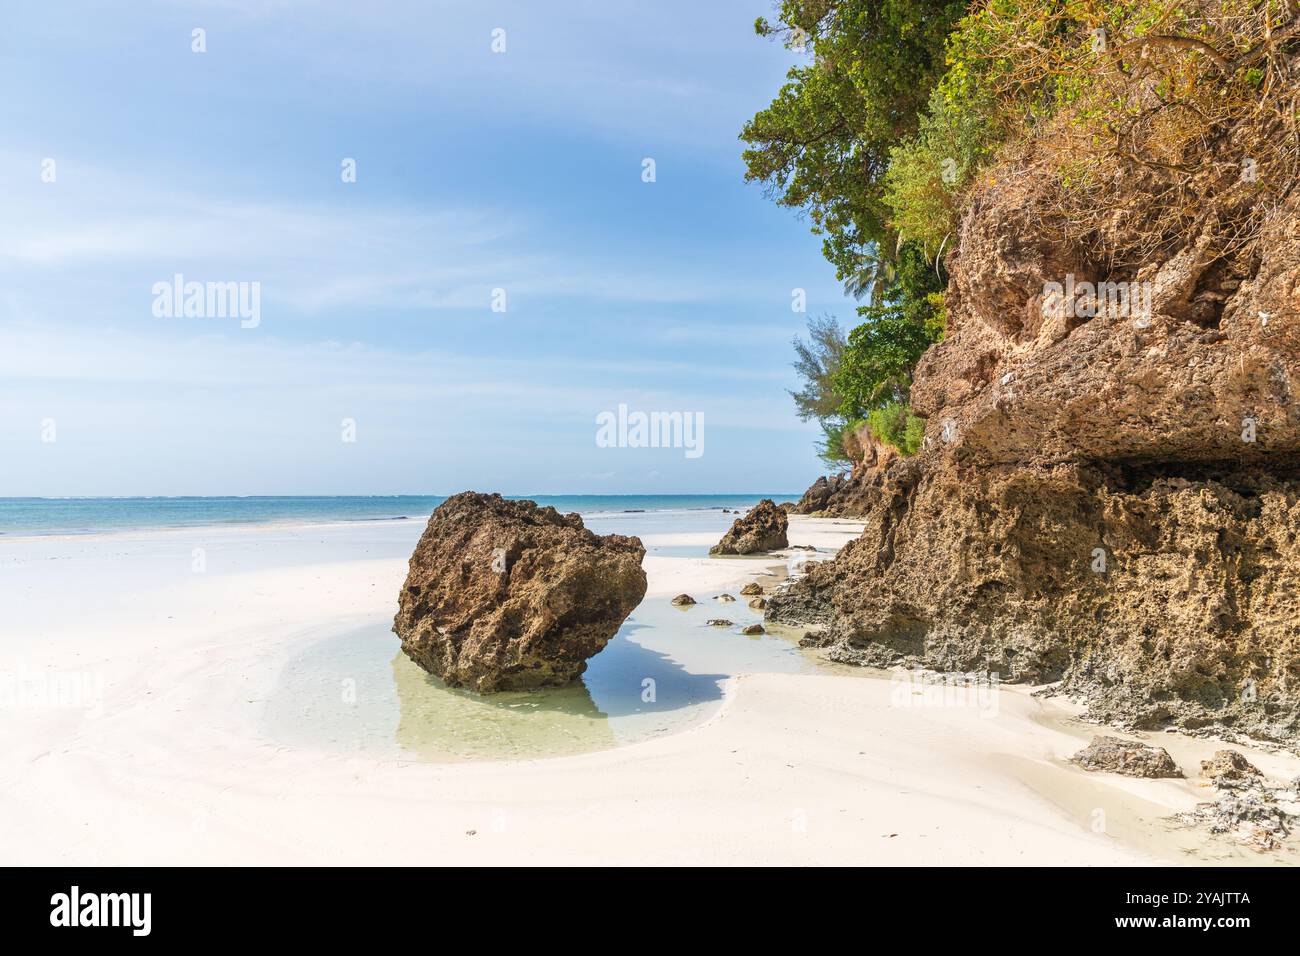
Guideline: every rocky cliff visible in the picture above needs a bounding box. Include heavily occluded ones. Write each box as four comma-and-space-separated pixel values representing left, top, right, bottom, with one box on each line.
771, 150, 1300, 745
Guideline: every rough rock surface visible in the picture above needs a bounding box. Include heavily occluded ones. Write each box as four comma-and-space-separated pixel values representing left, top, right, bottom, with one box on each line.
670, 594, 697, 607
791, 474, 876, 517
1201, 750, 1263, 786
1178, 770, 1300, 851
393, 492, 647, 692
740, 583, 764, 596
1072, 736, 1183, 778
792, 425, 901, 516
709, 499, 789, 554
770, 177, 1300, 745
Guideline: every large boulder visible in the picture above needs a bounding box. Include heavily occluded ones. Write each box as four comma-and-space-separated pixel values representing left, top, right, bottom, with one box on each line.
393, 492, 647, 692
709, 499, 788, 555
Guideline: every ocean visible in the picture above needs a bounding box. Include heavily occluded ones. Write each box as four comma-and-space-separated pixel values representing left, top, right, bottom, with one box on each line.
0, 494, 801, 537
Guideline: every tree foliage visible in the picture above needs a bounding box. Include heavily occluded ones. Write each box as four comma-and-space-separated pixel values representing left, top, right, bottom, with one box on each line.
748, 1, 1300, 462
789, 314, 847, 423
834, 244, 945, 421
742, 0, 968, 296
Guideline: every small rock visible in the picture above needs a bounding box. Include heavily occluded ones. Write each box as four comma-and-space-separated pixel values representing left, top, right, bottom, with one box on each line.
1201, 750, 1263, 786
741, 624, 764, 636
1072, 735, 1183, 778
740, 583, 764, 596
716, 593, 736, 603
748, 597, 767, 610
706, 619, 734, 627
670, 594, 697, 606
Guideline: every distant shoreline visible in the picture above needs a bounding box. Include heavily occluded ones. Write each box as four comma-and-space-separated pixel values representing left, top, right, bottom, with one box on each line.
0, 493, 802, 539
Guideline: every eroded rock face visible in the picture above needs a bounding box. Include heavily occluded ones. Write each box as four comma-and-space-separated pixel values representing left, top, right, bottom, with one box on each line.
1072, 736, 1183, 778
792, 474, 873, 516
710, 499, 789, 554
393, 492, 647, 692
770, 178, 1300, 744
1201, 750, 1264, 786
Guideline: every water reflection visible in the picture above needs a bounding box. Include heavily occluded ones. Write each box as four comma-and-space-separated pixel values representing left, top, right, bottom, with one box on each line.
262, 589, 818, 762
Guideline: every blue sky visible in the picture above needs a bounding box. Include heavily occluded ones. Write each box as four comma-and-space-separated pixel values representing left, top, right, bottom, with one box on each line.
0, 1, 856, 496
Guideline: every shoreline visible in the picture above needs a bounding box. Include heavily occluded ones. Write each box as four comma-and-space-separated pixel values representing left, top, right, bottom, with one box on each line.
3, 512, 1297, 865
0, 494, 804, 544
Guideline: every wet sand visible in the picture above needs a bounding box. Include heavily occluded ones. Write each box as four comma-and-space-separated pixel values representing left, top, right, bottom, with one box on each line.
2, 514, 1295, 865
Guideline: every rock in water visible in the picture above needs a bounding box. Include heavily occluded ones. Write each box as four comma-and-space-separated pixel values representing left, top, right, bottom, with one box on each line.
392, 492, 647, 692
740, 583, 764, 596
709, 499, 789, 555
670, 593, 697, 607
1072, 736, 1183, 778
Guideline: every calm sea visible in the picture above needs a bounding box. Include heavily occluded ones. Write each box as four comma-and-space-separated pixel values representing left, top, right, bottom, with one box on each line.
0, 495, 799, 537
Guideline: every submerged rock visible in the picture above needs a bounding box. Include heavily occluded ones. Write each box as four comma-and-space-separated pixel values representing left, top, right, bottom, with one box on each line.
716, 593, 736, 603
670, 594, 697, 607
706, 619, 734, 627
392, 492, 646, 693
709, 499, 789, 555
1072, 736, 1183, 778
741, 624, 765, 636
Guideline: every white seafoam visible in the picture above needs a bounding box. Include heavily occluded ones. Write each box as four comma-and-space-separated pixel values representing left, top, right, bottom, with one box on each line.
1, 513, 1296, 865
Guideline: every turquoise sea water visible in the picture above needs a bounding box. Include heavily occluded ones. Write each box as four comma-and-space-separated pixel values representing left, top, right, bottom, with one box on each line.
0, 494, 800, 537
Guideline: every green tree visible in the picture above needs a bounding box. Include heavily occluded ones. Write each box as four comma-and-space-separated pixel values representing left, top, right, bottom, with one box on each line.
834, 243, 944, 420
741, 0, 968, 297
789, 314, 847, 423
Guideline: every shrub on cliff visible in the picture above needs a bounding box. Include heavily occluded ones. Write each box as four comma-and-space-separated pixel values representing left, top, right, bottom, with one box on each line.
893, 0, 1300, 272
866, 402, 926, 456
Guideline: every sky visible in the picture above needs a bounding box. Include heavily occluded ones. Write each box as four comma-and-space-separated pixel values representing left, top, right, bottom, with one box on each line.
0, 1, 858, 497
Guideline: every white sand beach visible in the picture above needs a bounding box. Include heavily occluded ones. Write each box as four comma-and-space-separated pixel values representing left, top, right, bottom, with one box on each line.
2, 514, 1296, 866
